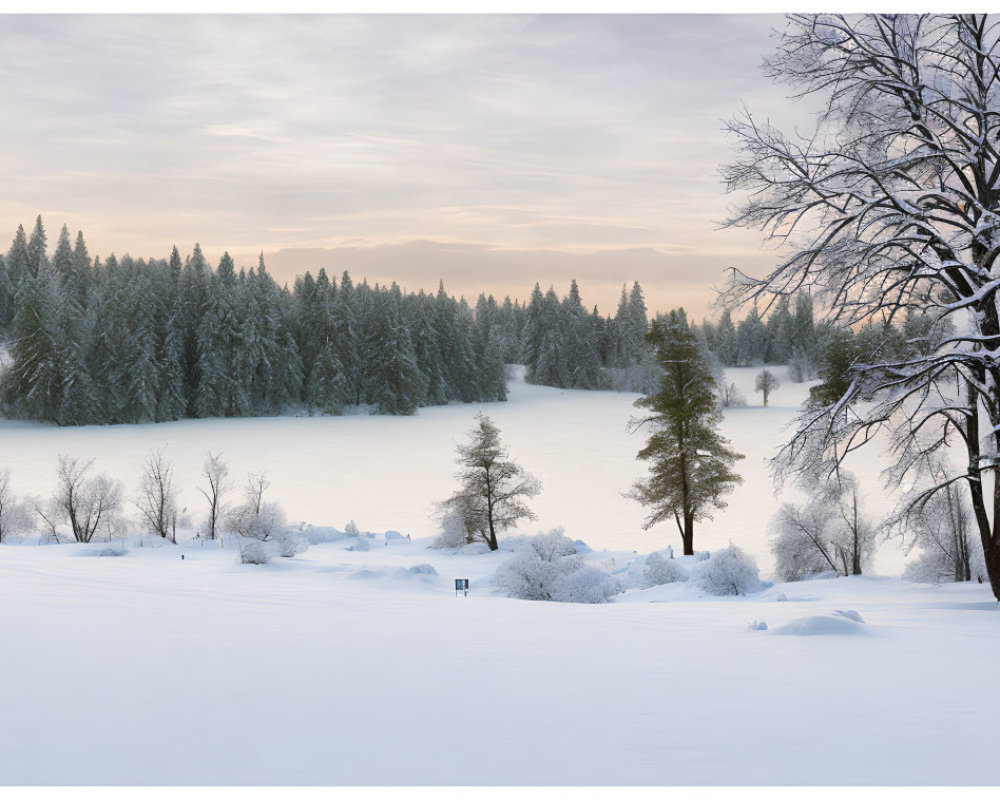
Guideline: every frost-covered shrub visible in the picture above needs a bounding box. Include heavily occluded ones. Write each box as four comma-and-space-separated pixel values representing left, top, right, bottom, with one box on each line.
276, 530, 309, 558
643, 551, 688, 586
430, 506, 470, 549
239, 538, 272, 565
495, 528, 619, 603
0, 468, 37, 543
718, 381, 747, 409
693, 544, 764, 596
345, 519, 360, 537
496, 546, 565, 601
554, 565, 622, 603
526, 528, 580, 563
348, 535, 371, 552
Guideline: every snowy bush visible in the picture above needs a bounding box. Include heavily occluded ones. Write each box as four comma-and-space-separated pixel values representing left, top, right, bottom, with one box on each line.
348, 535, 371, 552
239, 538, 272, 565
692, 544, 764, 596
495, 528, 620, 603
276, 530, 310, 558
643, 551, 688, 586
344, 519, 360, 537
554, 565, 622, 604
527, 528, 580, 563
226, 473, 301, 563
0, 469, 37, 543
718, 381, 747, 409
496, 546, 565, 601
430, 506, 470, 549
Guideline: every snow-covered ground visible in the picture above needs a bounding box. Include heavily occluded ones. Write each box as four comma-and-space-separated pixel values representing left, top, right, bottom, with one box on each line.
0, 365, 899, 574
1, 368, 998, 785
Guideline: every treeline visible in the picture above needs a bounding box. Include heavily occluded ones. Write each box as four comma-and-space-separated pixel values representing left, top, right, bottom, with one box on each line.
697, 294, 950, 401
479, 280, 655, 393
0, 217, 507, 424
698, 294, 819, 376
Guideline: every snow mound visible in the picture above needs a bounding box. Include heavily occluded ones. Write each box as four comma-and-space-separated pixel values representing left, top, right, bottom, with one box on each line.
407, 563, 438, 575
392, 567, 439, 584
74, 545, 128, 558
299, 525, 347, 545
773, 615, 870, 636
347, 569, 381, 581
833, 609, 865, 623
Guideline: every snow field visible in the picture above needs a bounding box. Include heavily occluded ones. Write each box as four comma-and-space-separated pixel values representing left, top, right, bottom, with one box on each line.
2, 536, 997, 784
2, 366, 997, 785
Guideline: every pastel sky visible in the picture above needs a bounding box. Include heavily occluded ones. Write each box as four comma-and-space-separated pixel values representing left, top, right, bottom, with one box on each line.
0, 13, 796, 318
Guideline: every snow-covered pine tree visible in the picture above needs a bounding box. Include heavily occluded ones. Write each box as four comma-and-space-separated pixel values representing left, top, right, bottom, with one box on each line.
122, 259, 161, 423
561, 280, 603, 389
5, 225, 31, 296
368, 285, 428, 415
306, 336, 350, 414
1, 258, 65, 422
0, 253, 11, 334
411, 291, 449, 405
180, 244, 211, 415
196, 253, 249, 417
26, 216, 48, 281
332, 271, 362, 406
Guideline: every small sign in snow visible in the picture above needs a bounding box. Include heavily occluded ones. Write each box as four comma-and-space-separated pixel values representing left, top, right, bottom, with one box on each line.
455, 578, 470, 596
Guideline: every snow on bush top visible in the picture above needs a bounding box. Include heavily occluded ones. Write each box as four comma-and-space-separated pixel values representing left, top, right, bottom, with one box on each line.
495, 528, 620, 603
692, 543, 764, 596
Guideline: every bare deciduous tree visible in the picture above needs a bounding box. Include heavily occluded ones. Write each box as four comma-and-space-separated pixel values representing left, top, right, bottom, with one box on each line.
771, 473, 880, 581
723, 13, 1000, 599
0, 467, 36, 542
197, 451, 230, 541
37, 455, 123, 543
892, 456, 984, 583
135, 448, 178, 542
226, 472, 285, 542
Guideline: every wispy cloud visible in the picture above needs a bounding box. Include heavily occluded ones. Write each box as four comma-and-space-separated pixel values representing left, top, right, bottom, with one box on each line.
0, 13, 789, 316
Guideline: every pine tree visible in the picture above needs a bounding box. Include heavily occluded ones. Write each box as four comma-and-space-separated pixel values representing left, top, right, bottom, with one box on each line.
628, 309, 744, 554
306, 337, 350, 414
5, 225, 31, 293
368, 287, 428, 414
27, 216, 48, 280
0, 253, 11, 332
715, 308, 738, 366
1, 261, 65, 422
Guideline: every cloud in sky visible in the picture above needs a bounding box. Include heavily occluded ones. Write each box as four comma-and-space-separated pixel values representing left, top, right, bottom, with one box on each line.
0, 13, 794, 317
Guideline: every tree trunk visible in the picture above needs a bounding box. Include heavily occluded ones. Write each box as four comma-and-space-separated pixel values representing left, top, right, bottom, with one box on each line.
965, 375, 1000, 599
682, 513, 694, 556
